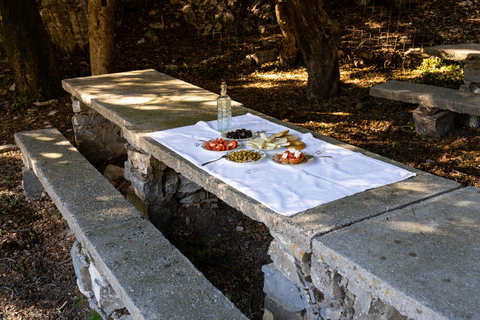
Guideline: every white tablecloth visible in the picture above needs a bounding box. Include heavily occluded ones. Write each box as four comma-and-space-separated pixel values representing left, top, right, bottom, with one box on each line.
147, 113, 416, 216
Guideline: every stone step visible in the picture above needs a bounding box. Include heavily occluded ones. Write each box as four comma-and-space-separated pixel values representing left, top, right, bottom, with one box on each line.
312, 187, 480, 320
14, 128, 247, 320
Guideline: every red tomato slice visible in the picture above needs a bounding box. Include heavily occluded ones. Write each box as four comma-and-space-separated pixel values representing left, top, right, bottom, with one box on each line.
216, 138, 225, 144
205, 142, 213, 150
226, 140, 237, 150
213, 144, 224, 151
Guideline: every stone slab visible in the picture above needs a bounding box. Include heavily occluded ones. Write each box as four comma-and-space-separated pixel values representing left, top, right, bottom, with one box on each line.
312, 187, 480, 320
14, 129, 142, 235
83, 218, 247, 320
62, 69, 247, 134
424, 43, 480, 62
15, 128, 247, 320
370, 80, 480, 116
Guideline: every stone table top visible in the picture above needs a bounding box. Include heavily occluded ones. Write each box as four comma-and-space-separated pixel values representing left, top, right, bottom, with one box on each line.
62, 69, 461, 253
313, 187, 480, 320
424, 43, 480, 62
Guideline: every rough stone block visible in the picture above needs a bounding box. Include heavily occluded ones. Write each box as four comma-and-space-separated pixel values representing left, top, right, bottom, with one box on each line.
104, 164, 124, 184
72, 113, 108, 126
74, 122, 127, 163
263, 297, 304, 320
164, 169, 179, 195
464, 60, 480, 83
21, 167, 44, 200
175, 174, 203, 198
270, 230, 311, 263
71, 96, 92, 113
268, 240, 306, 285
311, 256, 346, 301
89, 263, 125, 316
413, 106, 455, 139
178, 189, 207, 204
71, 241, 93, 297
126, 146, 167, 176
262, 263, 305, 313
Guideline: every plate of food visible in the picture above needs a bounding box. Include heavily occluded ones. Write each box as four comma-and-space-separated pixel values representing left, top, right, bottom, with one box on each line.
225, 149, 267, 163
246, 130, 304, 150
202, 138, 241, 152
222, 128, 258, 141
270, 148, 314, 166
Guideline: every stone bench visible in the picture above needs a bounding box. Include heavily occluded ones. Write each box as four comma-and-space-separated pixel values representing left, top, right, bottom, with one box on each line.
370, 80, 480, 138
312, 187, 480, 320
14, 128, 247, 320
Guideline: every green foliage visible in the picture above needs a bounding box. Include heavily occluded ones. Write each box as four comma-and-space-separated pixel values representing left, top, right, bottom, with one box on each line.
86, 311, 102, 320
412, 57, 463, 89
8, 93, 43, 112
0, 193, 21, 214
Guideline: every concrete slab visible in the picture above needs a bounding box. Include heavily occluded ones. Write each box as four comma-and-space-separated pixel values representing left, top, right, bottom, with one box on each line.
424, 43, 480, 62
62, 69, 247, 133
370, 80, 480, 116
312, 187, 480, 320
83, 217, 247, 320
14, 129, 142, 236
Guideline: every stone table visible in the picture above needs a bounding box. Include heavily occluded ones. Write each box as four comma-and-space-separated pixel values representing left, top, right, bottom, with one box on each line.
62, 69, 462, 320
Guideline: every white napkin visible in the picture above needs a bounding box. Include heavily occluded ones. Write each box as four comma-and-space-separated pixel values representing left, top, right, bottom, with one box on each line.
147, 113, 416, 216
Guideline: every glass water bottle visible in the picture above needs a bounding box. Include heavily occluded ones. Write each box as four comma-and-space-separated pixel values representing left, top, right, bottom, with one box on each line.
217, 82, 232, 132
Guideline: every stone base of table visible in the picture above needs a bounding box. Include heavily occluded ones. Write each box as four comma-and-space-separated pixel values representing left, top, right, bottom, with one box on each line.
412, 106, 456, 139
71, 96, 127, 163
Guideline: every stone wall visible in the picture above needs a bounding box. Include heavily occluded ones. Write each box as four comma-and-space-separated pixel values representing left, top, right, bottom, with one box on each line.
263, 230, 409, 320
182, 0, 277, 34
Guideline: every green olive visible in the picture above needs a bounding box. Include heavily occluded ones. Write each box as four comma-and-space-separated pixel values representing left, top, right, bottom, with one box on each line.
229, 150, 261, 162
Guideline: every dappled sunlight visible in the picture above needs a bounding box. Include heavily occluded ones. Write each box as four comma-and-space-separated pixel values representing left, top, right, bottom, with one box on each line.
249, 70, 308, 81
33, 136, 55, 141
387, 220, 440, 234
40, 152, 63, 159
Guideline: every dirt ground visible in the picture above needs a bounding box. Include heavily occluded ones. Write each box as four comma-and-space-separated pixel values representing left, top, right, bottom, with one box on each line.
1, 0, 480, 319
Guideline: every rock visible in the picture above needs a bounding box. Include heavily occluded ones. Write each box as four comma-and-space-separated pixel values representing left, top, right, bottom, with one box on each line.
0, 144, 18, 153
33, 99, 58, 107
48, 110, 59, 116
9, 83, 15, 91
22, 167, 44, 200
246, 49, 277, 65
413, 106, 456, 139
104, 164, 125, 184
137, 38, 146, 44
144, 30, 159, 42
149, 22, 164, 30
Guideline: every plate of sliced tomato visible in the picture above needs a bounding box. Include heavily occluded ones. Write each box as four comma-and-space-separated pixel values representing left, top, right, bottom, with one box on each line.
202, 138, 241, 152
270, 150, 314, 166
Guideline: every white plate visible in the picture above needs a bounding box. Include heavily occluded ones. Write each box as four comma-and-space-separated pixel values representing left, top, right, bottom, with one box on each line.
246, 138, 287, 150
221, 129, 258, 141
270, 152, 314, 166
225, 150, 267, 163
201, 140, 242, 152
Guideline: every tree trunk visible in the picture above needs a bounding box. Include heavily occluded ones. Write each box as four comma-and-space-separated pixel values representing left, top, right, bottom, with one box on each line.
283, 0, 341, 101
40, 0, 89, 56
275, 0, 298, 66
88, 0, 115, 75
0, 0, 62, 99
